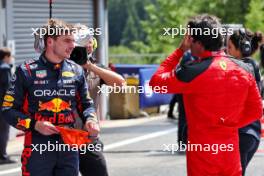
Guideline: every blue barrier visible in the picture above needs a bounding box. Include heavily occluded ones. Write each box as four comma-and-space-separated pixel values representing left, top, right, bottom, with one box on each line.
139, 68, 173, 108
113, 64, 173, 108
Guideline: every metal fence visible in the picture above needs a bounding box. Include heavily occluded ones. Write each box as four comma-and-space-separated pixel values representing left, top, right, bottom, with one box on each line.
109, 53, 168, 64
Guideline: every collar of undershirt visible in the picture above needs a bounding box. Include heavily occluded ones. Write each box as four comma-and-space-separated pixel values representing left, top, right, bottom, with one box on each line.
40, 53, 64, 70
197, 50, 226, 60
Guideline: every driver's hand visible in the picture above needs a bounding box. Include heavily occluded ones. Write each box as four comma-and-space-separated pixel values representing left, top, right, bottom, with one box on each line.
179, 34, 192, 52
84, 120, 100, 138
35, 121, 59, 135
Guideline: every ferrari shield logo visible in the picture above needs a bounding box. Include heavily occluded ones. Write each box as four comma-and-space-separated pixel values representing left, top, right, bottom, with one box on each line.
219, 60, 227, 71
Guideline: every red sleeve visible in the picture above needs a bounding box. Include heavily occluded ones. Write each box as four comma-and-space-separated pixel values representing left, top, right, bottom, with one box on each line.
237, 77, 263, 128
149, 48, 194, 93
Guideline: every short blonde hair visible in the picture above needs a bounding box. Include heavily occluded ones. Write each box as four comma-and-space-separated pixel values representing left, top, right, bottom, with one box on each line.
41, 18, 74, 46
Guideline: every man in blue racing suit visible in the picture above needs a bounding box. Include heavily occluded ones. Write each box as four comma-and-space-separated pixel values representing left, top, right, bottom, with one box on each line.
1, 19, 100, 176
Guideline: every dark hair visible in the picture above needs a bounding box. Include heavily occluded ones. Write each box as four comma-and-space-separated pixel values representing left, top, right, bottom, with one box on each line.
229, 29, 263, 57
0, 48, 11, 61
187, 14, 223, 51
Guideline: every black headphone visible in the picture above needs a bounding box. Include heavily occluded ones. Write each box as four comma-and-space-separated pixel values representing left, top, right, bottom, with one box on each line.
238, 28, 252, 57
34, 31, 45, 53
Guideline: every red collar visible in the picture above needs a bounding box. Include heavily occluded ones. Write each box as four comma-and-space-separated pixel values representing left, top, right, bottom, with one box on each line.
197, 50, 226, 59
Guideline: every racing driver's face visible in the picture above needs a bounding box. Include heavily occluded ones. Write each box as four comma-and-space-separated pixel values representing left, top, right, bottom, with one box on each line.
52, 34, 75, 59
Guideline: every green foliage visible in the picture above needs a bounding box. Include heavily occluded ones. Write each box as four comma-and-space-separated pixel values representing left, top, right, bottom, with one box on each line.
109, 46, 137, 64
132, 0, 196, 54
109, 46, 136, 55
108, 0, 150, 46
108, 0, 129, 46
245, 0, 264, 32
195, 0, 250, 24
108, 0, 264, 64
109, 46, 165, 64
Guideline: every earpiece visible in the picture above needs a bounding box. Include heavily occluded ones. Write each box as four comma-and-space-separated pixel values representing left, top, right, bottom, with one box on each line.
92, 37, 97, 50
238, 28, 252, 57
34, 29, 45, 53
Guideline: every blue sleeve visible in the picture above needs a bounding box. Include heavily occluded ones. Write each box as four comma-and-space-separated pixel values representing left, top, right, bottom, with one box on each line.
1, 66, 33, 131
76, 68, 97, 123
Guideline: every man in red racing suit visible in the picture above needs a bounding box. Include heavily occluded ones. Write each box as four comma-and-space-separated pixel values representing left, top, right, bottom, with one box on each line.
150, 15, 262, 176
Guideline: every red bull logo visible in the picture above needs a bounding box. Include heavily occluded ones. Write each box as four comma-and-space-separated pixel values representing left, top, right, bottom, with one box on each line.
34, 113, 75, 124
2, 101, 13, 107
38, 98, 71, 113
17, 118, 31, 129
4, 95, 14, 102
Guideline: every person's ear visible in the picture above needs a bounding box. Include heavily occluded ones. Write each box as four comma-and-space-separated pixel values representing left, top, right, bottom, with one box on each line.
47, 37, 53, 47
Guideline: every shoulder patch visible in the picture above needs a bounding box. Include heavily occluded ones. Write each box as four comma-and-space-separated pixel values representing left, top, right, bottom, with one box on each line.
25, 58, 37, 65
65, 59, 83, 76
21, 59, 39, 71
65, 58, 78, 65
219, 60, 227, 70
62, 71, 75, 77
175, 57, 213, 83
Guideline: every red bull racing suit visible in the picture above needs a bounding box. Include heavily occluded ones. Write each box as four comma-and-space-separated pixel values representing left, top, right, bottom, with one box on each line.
149, 48, 263, 176
1, 55, 97, 176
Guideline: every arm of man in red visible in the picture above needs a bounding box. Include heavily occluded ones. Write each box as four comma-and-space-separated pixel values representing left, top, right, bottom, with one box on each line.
149, 48, 188, 93
150, 35, 195, 93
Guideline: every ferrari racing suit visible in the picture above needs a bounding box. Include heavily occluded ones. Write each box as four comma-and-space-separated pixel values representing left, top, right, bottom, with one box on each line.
149, 48, 263, 176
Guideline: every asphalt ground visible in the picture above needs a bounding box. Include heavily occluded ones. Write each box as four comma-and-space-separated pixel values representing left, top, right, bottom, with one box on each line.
0, 116, 263, 176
